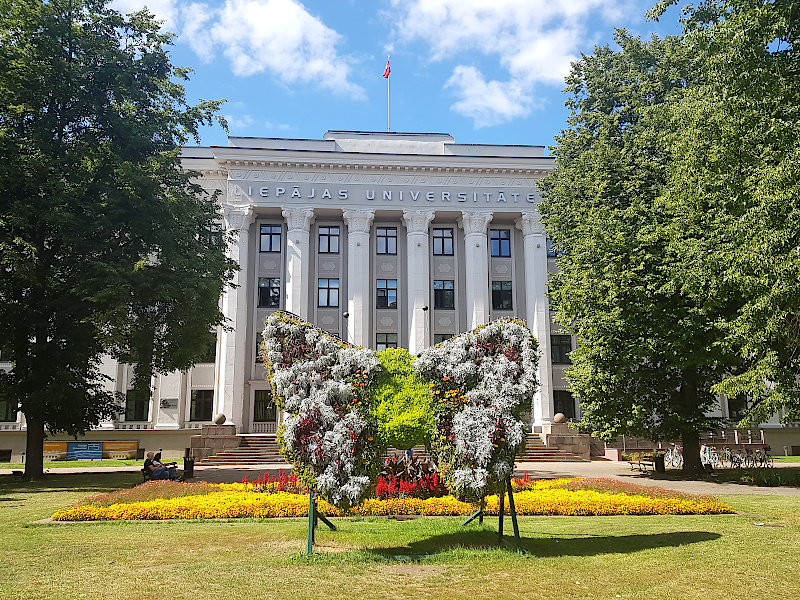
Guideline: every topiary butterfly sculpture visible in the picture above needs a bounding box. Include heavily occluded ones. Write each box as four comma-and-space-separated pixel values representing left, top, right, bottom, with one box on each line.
262, 312, 538, 509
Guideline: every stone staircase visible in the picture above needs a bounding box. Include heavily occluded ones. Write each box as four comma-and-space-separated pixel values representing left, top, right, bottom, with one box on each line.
516, 435, 590, 462
197, 435, 284, 465
197, 434, 588, 466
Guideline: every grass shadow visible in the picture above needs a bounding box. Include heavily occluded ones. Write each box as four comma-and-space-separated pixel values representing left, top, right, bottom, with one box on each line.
366, 528, 721, 560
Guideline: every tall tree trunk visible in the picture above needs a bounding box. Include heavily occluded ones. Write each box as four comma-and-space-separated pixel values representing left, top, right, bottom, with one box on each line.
681, 429, 703, 475
23, 415, 45, 482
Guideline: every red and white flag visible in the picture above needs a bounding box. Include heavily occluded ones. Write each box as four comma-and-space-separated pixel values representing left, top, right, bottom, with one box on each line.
383, 58, 390, 78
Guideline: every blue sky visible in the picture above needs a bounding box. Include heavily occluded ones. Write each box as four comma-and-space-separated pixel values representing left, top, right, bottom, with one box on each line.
114, 0, 684, 151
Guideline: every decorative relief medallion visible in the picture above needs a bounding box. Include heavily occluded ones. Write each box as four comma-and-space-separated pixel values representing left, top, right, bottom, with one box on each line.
438, 317, 452, 327
380, 263, 394, 272
322, 261, 337, 271
321, 316, 335, 325
263, 260, 278, 270
495, 264, 509, 274
380, 317, 394, 327
437, 264, 452, 273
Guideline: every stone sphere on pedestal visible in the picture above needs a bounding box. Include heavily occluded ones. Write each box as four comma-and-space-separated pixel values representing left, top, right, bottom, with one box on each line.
213, 413, 227, 425
553, 412, 567, 424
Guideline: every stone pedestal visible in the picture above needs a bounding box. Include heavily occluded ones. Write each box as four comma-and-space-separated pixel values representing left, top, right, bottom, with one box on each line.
190, 424, 240, 460
541, 423, 591, 460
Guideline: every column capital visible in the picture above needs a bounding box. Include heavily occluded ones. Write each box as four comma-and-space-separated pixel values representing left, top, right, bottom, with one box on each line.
402, 210, 436, 234
459, 211, 493, 235
222, 206, 255, 231
516, 212, 544, 236
281, 207, 315, 232
343, 209, 375, 234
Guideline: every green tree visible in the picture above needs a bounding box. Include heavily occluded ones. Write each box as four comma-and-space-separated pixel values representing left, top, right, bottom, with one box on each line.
539, 30, 743, 472
0, 0, 235, 480
651, 0, 800, 426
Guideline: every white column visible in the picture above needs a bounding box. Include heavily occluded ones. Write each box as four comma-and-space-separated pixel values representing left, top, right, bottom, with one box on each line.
459, 211, 493, 330
343, 210, 375, 347
216, 205, 255, 426
403, 210, 436, 355
282, 207, 315, 320
517, 213, 554, 426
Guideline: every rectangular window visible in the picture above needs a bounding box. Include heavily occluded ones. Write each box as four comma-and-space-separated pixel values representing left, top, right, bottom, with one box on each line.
490, 229, 511, 257
433, 280, 455, 309
318, 278, 340, 307
728, 395, 750, 422
551, 334, 573, 364
258, 278, 281, 308
433, 334, 452, 345
318, 226, 340, 254
376, 279, 398, 309
190, 390, 214, 422
491, 281, 513, 310
376, 333, 398, 350
553, 390, 576, 420
0, 398, 17, 422
432, 228, 454, 256
253, 390, 277, 422
125, 391, 149, 422
546, 239, 558, 258
376, 227, 397, 255
260, 225, 282, 252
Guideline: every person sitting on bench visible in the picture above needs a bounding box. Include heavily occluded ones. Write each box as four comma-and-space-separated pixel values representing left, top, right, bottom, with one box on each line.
144, 452, 181, 481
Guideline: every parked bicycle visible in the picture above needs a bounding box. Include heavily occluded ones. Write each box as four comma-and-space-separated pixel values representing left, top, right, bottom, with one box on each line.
753, 446, 774, 468
664, 444, 683, 468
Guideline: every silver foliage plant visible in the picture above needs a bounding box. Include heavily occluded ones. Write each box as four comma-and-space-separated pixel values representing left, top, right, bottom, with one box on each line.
262, 313, 381, 509
415, 319, 539, 501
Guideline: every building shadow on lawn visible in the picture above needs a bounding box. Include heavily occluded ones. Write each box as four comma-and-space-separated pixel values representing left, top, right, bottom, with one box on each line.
0, 472, 139, 494
367, 529, 721, 559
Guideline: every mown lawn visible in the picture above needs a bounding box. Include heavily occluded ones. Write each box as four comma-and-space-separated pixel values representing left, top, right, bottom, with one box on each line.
1, 471, 798, 600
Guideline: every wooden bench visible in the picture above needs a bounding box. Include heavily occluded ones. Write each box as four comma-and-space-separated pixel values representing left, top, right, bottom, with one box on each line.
628, 460, 655, 472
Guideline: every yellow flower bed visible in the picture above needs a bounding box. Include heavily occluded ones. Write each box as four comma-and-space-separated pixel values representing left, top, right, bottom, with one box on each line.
51, 485, 733, 521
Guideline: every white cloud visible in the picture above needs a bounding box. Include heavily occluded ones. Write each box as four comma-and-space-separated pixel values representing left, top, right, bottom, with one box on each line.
114, 0, 364, 99
181, 0, 365, 99
223, 113, 254, 131
389, 0, 626, 126
264, 121, 292, 131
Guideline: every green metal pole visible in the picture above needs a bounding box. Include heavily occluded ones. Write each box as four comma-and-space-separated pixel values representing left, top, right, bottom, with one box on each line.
461, 508, 483, 526
498, 488, 505, 543
506, 476, 522, 553
307, 489, 315, 555
480, 498, 485, 524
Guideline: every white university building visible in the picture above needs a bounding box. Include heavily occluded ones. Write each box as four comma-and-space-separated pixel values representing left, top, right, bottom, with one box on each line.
1, 131, 797, 461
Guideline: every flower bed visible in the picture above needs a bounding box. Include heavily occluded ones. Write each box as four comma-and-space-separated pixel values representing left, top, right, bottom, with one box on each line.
51, 477, 734, 521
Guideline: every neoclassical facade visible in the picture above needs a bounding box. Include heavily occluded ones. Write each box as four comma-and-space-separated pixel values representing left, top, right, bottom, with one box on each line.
186, 131, 571, 438
5, 131, 792, 461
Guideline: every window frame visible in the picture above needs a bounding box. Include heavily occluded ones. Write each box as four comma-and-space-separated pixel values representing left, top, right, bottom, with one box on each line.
432, 228, 454, 256
318, 278, 340, 308
253, 389, 277, 422
259, 224, 282, 253
551, 334, 573, 364
376, 279, 398, 309
258, 277, 281, 308
318, 226, 340, 254
490, 229, 512, 257
376, 227, 397, 255
376, 333, 398, 350
433, 280, 455, 309
190, 389, 214, 422
491, 280, 513, 310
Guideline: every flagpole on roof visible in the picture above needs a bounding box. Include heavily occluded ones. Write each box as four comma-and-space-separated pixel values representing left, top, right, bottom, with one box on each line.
383, 55, 391, 132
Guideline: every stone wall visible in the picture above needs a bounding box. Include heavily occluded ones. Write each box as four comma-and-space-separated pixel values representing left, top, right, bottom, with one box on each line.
541, 423, 591, 460
190, 424, 240, 461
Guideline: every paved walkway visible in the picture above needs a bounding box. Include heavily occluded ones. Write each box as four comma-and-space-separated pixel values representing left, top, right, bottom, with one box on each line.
4, 460, 799, 495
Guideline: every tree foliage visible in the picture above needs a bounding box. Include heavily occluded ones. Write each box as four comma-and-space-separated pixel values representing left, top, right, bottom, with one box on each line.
0, 0, 234, 480
541, 0, 800, 471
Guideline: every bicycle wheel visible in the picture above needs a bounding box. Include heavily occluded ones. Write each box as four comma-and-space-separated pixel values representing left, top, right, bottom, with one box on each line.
744, 453, 755, 469
764, 454, 774, 468
720, 449, 731, 469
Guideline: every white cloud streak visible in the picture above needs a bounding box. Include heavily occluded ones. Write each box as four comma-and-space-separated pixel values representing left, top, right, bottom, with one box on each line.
389, 0, 626, 127
115, 0, 365, 99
